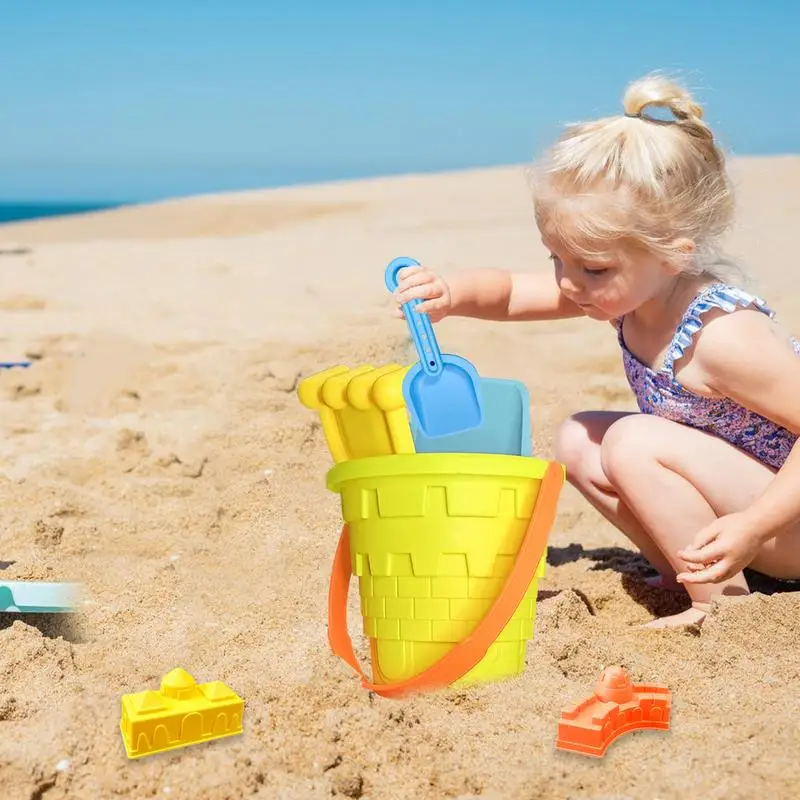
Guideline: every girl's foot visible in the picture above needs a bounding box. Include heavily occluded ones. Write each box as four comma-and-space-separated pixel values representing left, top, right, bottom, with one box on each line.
640, 602, 711, 629
642, 574, 684, 593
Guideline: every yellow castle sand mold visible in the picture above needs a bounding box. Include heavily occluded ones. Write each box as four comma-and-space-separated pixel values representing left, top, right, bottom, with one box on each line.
120, 668, 244, 759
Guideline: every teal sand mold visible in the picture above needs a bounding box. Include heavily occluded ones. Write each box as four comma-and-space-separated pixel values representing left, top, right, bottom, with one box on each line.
0, 581, 80, 613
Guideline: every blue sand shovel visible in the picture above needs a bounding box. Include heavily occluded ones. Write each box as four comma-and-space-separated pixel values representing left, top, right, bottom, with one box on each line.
0, 362, 31, 369
385, 256, 484, 439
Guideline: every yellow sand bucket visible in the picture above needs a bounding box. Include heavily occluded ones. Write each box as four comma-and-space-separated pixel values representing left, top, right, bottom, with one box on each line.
326, 453, 564, 698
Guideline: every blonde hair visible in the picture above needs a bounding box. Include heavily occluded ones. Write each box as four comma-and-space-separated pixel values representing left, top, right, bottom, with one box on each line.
531, 73, 743, 283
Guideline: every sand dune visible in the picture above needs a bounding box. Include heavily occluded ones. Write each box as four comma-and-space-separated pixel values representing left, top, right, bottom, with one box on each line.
0, 157, 798, 799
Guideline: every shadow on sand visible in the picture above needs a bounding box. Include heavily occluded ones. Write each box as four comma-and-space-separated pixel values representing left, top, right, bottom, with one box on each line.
0, 612, 85, 643
542, 543, 800, 618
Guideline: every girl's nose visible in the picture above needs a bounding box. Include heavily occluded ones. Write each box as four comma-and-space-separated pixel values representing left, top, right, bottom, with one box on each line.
558, 274, 581, 295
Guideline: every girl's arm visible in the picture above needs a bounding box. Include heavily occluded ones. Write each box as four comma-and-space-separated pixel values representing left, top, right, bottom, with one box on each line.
448, 269, 586, 322
692, 309, 800, 538
750, 441, 800, 539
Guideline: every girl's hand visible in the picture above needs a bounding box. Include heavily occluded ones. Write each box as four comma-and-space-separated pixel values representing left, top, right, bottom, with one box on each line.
392, 264, 452, 324
676, 512, 764, 584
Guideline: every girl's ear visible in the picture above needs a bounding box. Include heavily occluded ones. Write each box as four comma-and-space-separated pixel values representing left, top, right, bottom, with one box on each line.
664, 238, 696, 274
673, 238, 697, 255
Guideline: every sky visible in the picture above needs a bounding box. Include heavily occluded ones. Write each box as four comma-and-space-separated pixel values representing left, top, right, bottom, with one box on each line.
0, 1, 798, 202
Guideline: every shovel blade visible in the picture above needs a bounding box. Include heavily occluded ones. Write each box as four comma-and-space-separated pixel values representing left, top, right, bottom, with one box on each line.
403, 357, 483, 438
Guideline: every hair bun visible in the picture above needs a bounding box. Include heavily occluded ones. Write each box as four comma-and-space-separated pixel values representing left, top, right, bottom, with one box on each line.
623, 73, 704, 121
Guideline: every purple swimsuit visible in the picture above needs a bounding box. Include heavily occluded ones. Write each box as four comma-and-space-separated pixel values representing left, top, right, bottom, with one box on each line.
618, 283, 800, 470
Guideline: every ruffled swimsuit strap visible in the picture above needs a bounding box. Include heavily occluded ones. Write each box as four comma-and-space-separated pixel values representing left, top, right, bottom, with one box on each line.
662, 283, 776, 380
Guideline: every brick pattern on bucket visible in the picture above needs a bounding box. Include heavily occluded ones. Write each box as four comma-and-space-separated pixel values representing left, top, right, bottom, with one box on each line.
359, 567, 544, 643
343, 476, 548, 686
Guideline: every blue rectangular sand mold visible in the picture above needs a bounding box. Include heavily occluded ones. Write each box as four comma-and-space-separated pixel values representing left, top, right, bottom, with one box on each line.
411, 378, 533, 456
385, 256, 484, 439
0, 581, 80, 613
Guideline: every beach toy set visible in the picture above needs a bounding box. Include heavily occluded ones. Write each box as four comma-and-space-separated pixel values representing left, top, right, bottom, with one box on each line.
299, 256, 566, 698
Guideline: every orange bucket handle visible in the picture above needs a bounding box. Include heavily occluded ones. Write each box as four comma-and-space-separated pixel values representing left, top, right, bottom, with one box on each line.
327, 460, 564, 699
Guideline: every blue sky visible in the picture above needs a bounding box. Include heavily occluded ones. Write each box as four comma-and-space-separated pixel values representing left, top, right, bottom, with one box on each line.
1, 1, 797, 201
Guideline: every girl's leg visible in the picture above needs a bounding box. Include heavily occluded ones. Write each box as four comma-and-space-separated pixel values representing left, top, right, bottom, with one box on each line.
600, 414, 800, 627
555, 411, 682, 586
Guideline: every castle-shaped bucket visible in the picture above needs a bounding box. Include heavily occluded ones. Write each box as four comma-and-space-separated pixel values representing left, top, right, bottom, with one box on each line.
326, 453, 564, 698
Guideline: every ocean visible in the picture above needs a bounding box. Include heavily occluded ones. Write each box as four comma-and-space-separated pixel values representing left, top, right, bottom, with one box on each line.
0, 201, 122, 226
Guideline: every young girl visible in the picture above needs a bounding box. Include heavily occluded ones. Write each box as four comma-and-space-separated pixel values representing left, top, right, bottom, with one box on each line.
392, 73, 800, 628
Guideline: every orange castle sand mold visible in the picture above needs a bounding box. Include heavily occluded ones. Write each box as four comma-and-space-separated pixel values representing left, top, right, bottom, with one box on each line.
555, 666, 671, 757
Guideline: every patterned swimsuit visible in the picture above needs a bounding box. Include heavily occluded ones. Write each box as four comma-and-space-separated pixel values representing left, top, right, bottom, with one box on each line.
618, 283, 800, 470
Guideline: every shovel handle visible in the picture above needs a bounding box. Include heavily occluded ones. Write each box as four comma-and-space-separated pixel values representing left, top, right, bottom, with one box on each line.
385, 256, 443, 378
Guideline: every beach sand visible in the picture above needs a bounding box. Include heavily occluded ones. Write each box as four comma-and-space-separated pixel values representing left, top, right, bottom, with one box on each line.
0, 157, 798, 799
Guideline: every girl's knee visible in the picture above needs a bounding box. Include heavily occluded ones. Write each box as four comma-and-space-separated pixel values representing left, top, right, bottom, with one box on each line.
554, 413, 603, 484
555, 414, 589, 464
600, 415, 655, 482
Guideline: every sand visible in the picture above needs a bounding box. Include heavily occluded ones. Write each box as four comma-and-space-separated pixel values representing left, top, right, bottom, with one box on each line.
0, 157, 798, 800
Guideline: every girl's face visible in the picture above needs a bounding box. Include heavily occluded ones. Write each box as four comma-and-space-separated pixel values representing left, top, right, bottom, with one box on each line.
541, 230, 675, 321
